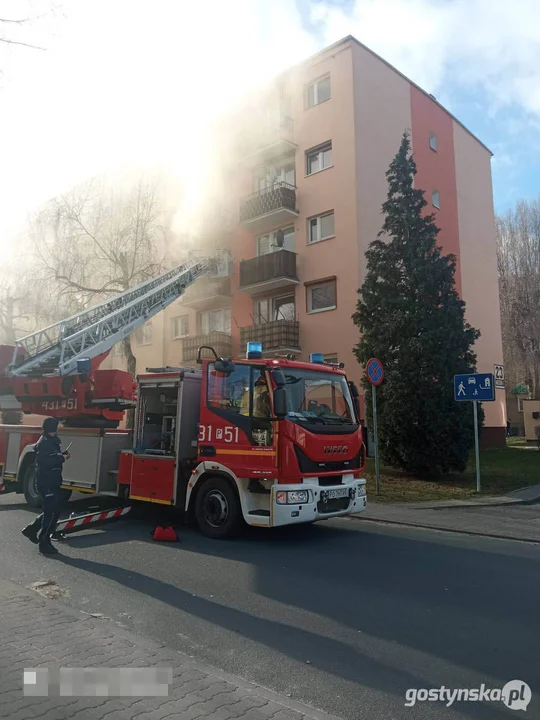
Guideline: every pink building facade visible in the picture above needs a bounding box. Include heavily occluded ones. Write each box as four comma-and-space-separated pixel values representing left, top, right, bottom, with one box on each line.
118, 37, 506, 446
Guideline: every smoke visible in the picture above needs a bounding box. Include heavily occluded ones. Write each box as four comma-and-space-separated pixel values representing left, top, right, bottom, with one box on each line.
0, 0, 318, 247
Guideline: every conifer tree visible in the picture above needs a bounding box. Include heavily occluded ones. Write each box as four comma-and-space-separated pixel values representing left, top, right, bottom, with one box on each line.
353, 133, 482, 476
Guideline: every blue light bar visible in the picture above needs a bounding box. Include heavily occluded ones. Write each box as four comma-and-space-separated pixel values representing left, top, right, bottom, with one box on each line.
310, 353, 325, 364
247, 342, 263, 359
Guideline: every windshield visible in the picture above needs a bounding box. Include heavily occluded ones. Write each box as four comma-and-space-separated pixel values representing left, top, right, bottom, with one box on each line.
279, 368, 357, 425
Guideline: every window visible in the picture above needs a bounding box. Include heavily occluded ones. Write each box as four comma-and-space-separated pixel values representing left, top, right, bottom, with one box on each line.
306, 143, 332, 175
307, 279, 336, 313
172, 315, 189, 339
517, 398, 526, 413
429, 132, 437, 151
324, 354, 338, 365
206, 364, 272, 445
200, 308, 231, 335
308, 212, 334, 244
432, 190, 440, 208
254, 295, 296, 324
306, 75, 331, 108
253, 163, 295, 192
257, 227, 295, 256
135, 322, 153, 345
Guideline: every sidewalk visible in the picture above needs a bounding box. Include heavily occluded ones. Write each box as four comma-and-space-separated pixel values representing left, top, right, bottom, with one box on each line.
0, 578, 341, 720
359, 494, 540, 543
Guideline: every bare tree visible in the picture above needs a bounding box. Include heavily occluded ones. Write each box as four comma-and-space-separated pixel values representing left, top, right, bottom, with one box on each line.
0, 2, 61, 53
30, 175, 166, 375
496, 198, 540, 399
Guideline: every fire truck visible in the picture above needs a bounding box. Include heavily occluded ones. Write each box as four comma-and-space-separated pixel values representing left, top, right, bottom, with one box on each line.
0, 257, 367, 538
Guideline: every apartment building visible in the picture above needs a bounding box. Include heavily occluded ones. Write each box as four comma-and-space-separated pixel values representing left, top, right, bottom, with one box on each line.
109, 36, 505, 446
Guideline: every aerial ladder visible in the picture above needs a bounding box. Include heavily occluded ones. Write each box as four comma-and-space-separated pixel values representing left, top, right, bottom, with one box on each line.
0, 255, 217, 426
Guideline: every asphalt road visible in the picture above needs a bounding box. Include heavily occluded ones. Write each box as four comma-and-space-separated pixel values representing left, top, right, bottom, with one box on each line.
1, 492, 539, 720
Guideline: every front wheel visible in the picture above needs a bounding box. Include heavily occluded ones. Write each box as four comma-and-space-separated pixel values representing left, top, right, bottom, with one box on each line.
22, 463, 72, 508
195, 476, 243, 539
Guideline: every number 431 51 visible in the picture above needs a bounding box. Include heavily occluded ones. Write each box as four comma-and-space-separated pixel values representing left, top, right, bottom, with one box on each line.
41, 399, 78, 411
198, 425, 239, 443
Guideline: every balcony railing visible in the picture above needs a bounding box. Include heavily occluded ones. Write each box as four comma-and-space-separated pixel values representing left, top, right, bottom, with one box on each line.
240, 321, 300, 352
182, 332, 232, 363
238, 116, 295, 159
239, 182, 298, 232
239, 250, 298, 293
182, 277, 231, 310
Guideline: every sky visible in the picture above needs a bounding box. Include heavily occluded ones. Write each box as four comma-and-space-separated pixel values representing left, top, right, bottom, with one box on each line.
1, 0, 539, 247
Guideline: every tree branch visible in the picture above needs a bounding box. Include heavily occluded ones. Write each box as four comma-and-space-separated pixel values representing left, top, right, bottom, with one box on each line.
0, 37, 45, 50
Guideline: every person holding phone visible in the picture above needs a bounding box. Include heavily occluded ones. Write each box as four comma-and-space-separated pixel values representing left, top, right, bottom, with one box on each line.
21, 418, 72, 555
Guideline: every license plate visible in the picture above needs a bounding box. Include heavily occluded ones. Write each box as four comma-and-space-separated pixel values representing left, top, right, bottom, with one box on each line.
327, 487, 349, 500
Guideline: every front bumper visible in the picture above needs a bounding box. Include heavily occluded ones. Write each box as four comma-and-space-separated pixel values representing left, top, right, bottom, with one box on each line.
271, 477, 367, 527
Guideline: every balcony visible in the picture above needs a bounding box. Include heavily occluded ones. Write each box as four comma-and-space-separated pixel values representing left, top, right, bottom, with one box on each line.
240, 321, 300, 354
181, 276, 231, 312
239, 250, 299, 295
239, 182, 298, 234
182, 332, 232, 363
238, 117, 296, 163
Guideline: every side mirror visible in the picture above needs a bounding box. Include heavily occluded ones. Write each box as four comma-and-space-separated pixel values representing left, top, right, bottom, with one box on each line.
214, 359, 235, 376
272, 369, 286, 387
273, 387, 287, 419
77, 357, 92, 383
348, 382, 361, 422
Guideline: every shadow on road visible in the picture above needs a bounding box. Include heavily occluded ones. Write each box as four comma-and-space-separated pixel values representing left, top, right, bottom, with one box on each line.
43, 510, 534, 720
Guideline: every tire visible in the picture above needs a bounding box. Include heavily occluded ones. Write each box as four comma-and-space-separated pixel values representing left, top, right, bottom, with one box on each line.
22, 462, 41, 508
194, 476, 243, 539
22, 463, 72, 508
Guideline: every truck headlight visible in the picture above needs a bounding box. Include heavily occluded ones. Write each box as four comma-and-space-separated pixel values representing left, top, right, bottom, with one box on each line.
276, 490, 309, 504
357, 485, 367, 496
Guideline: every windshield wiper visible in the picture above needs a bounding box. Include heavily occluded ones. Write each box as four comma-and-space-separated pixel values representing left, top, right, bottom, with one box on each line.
319, 417, 355, 425
289, 412, 327, 424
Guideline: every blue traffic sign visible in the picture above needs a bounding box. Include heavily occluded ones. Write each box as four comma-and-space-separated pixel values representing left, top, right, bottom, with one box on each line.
454, 373, 495, 402
366, 358, 384, 386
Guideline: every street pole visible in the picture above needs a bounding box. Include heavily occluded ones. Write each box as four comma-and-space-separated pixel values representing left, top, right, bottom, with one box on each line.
372, 386, 380, 496
473, 400, 481, 493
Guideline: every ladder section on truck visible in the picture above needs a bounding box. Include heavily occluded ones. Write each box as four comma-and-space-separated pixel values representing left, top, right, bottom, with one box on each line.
9, 258, 214, 377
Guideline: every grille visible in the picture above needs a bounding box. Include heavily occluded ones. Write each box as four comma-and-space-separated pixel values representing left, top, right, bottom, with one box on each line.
317, 497, 350, 514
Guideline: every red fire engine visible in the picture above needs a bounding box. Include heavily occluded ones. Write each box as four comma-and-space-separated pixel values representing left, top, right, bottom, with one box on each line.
0, 258, 367, 537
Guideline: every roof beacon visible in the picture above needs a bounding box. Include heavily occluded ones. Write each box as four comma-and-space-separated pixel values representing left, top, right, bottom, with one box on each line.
310, 353, 325, 364
247, 342, 263, 360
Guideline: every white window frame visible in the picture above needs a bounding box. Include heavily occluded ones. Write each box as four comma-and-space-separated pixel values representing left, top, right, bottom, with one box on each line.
306, 75, 331, 108
307, 280, 337, 314
257, 227, 295, 256
253, 163, 295, 192
254, 294, 296, 324
172, 315, 189, 339
308, 212, 335, 244
517, 397, 526, 413
200, 307, 231, 335
306, 142, 332, 176
135, 322, 153, 346
432, 190, 440, 209
324, 354, 338, 364
429, 132, 437, 151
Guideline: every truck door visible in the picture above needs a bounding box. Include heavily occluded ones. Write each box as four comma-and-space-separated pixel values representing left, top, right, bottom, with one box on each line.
200, 362, 275, 478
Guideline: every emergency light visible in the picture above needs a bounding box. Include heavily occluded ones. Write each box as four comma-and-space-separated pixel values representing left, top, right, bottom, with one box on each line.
246, 342, 263, 359
310, 353, 325, 364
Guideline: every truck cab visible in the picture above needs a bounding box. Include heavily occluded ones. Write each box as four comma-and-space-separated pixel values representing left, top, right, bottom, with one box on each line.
118, 343, 367, 537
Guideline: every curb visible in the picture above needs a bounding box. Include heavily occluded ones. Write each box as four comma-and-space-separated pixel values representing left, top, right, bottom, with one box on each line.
0, 577, 341, 720
353, 515, 540, 545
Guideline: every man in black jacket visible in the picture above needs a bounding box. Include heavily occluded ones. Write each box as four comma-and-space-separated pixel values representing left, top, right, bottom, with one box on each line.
21, 418, 71, 555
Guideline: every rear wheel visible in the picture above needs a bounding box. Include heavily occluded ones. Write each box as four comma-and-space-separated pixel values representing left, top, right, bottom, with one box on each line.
195, 476, 243, 539
22, 463, 72, 509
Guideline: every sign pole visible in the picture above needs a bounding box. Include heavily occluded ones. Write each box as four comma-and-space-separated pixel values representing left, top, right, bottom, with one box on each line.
372, 385, 380, 496
473, 400, 481, 493
366, 358, 384, 497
